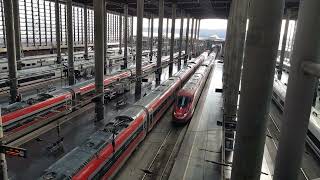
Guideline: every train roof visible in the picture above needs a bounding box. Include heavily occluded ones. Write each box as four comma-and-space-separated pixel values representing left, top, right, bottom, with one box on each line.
41, 113, 139, 179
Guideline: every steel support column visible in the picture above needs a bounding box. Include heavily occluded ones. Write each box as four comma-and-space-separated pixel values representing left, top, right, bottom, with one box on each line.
4, 0, 18, 104
67, 0, 75, 85
13, 0, 21, 69
149, 14, 154, 62
230, 0, 284, 179
277, 9, 290, 80
178, 10, 184, 70
184, 15, 190, 64
84, 5, 88, 59
135, 0, 144, 99
169, 2, 176, 77
119, 13, 122, 54
55, 0, 61, 64
156, 0, 164, 86
123, 4, 128, 69
93, 0, 105, 121
274, 1, 320, 179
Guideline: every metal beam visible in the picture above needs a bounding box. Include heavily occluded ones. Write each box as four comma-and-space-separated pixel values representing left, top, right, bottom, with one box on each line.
4, 0, 18, 103
135, 0, 144, 99
274, 0, 320, 179
178, 10, 184, 70
230, 0, 284, 179
67, 0, 75, 85
124, 3, 128, 69
94, 0, 105, 121
169, 3, 176, 77
156, 0, 164, 86
277, 9, 290, 80
55, 0, 61, 64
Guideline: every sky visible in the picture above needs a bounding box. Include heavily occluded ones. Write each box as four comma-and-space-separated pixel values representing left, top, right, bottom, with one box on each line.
133, 18, 228, 39
133, 17, 296, 51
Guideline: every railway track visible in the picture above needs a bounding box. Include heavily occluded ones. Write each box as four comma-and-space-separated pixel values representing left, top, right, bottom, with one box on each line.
267, 111, 310, 180
141, 124, 188, 180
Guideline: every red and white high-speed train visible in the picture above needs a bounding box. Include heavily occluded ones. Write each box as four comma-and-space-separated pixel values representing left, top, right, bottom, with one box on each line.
1, 53, 182, 135
273, 79, 320, 158
172, 53, 215, 123
39, 52, 211, 180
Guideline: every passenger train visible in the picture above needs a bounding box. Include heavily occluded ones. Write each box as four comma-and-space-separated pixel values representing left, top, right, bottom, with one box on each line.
39, 52, 212, 179
172, 53, 215, 123
0, 52, 182, 136
272, 79, 320, 158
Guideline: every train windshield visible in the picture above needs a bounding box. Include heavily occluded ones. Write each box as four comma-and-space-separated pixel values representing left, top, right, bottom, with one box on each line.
176, 96, 191, 108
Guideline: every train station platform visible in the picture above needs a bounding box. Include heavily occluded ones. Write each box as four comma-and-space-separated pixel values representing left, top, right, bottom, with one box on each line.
169, 61, 223, 180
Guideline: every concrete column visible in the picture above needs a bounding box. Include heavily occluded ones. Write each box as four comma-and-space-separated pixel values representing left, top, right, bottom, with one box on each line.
184, 15, 190, 64
165, 18, 169, 56
13, 0, 21, 69
67, 0, 75, 85
223, 0, 248, 124
277, 9, 290, 80
55, 0, 61, 64
274, 1, 320, 179
93, 0, 105, 121
119, 13, 123, 54
230, 0, 284, 179
223, 1, 236, 109
135, 0, 144, 99
147, 17, 150, 39
193, 19, 197, 56
189, 18, 194, 60
149, 14, 154, 62
131, 16, 134, 53
4, 0, 18, 103
197, 19, 201, 55
169, 2, 176, 77
84, 5, 88, 59
178, 10, 184, 70
123, 4, 128, 69
156, 0, 164, 86
104, 1, 107, 74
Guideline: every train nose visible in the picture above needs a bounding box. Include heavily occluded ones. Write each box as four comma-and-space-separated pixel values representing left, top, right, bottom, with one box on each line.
174, 107, 189, 119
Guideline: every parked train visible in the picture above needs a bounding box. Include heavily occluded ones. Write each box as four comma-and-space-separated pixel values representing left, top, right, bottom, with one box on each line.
172, 53, 215, 123
0, 51, 95, 73
39, 52, 211, 180
1, 52, 182, 136
272, 79, 320, 158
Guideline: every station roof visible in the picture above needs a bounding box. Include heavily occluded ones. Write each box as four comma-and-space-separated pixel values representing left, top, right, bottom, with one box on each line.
72, 0, 300, 19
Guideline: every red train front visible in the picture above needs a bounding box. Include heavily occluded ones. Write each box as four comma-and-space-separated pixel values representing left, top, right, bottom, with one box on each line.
173, 91, 194, 123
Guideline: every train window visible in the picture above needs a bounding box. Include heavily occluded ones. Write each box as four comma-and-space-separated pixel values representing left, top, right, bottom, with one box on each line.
2, 67, 7, 70
177, 96, 191, 108
32, 63, 36, 66
26, 64, 31, 66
